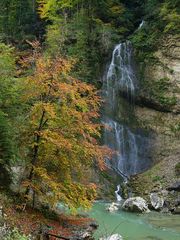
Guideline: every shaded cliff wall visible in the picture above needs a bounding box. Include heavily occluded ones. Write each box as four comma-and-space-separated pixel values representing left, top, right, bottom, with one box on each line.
131, 34, 180, 194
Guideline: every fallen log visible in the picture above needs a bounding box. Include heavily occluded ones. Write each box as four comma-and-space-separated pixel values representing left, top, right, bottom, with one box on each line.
46, 233, 70, 239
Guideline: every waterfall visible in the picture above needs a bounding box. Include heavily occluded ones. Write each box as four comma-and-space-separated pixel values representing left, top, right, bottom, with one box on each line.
105, 41, 136, 104
138, 20, 145, 30
115, 185, 122, 202
103, 41, 150, 180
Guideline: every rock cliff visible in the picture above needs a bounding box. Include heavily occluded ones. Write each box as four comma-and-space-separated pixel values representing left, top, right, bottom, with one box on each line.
131, 34, 180, 208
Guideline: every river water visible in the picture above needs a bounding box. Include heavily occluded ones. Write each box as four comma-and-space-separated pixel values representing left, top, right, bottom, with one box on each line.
88, 202, 180, 240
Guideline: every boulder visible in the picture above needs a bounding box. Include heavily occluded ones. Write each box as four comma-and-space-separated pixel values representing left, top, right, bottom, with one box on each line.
173, 206, 180, 214
10, 166, 26, 192
167, 182, 180, 192
161, 207, 170, 214
106, 202, 120, 212
174, 196, 180, 206
100, 233, 123, 240
74, 221, 98, 240
122, 197, 150, 213
150, 192, 164, 211
161, 190, 169, 197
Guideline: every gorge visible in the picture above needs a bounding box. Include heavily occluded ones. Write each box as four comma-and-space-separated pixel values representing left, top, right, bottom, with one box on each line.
88, 18, 180, 239
0, 1, 179, 239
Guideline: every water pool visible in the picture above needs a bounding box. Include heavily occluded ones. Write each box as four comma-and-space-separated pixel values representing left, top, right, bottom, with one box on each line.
88, 202, 180, 240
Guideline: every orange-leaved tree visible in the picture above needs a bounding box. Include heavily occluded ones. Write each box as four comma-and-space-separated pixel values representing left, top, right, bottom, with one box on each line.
21, 42, 109, 211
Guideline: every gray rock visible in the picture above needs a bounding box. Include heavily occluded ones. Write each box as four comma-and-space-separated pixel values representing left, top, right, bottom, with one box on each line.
161, 190, 169, 197
122, 197, 150, 213
0, 223, 9, 238
75, 221, 98, 240
167, 182, 180, 192
174, 196, 180, 206
100, 233, 123, 240
150, 192, 164, 210
163, 200, 170, 208
161, 207, 170, 214
106, 202, 120, 212
173, 206, 180, 214
10, 166, 26, 192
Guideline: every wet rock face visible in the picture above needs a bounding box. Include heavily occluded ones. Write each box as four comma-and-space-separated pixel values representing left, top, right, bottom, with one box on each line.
122, 197, 150, 213
129, 36, 180, 214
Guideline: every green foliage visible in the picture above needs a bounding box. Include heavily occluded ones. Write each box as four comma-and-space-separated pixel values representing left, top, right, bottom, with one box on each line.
0, 0, 179, 214
131, 27, 158, 62
150, 78, 177, 107
0, 43, 17, 109
0, 111, 12, 187
0, 43, 19, 187
4, 228, 30, 240
175, 163, 180, 176
142, 77, 177, 109
0, 112, 13, 164
152, 175, 164, 183
0, 0, 42, 45
0, 42, 20, 151
131, 0, 180, 62
170, 123, 180, 136
0, 43, 27, 188
160, 1, 180, 33
40, 0, 138, 83
100, 171, 113, 182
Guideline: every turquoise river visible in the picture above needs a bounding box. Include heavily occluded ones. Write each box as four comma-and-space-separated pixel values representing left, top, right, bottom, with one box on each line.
88, 202, 180, 240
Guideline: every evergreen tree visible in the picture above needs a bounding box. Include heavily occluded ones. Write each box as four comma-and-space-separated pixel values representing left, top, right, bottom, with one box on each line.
0, 43, 16, 187
0, 0, 43, 44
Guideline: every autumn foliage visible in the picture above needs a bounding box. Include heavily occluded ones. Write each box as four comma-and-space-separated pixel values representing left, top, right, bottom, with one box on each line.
21, 42, 109, 210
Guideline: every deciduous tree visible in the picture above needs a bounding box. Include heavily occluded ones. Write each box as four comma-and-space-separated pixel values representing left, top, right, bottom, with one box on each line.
22, 42, 108, 210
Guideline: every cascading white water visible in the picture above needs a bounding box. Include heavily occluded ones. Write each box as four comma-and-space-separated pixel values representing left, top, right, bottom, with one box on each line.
105, 41, 136, 103
104, 41, 138, 177
103, 41, 150, 184
115, 185, 122, 202
138, 20, 145, 30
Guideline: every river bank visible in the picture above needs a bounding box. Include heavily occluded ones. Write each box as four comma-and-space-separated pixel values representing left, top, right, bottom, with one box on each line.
0, 191, 97, 240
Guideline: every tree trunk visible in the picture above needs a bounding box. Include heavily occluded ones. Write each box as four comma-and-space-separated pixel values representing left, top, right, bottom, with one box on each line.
25, 110, 46, 197
25, 83, 52, 206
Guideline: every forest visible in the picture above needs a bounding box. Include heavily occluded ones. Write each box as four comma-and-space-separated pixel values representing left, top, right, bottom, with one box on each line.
0, 0, 180, 239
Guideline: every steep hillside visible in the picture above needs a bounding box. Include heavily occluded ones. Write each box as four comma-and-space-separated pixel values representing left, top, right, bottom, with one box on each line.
128, 1, 180, 204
